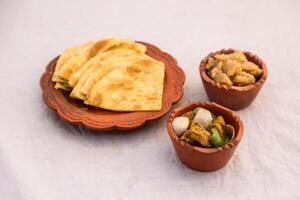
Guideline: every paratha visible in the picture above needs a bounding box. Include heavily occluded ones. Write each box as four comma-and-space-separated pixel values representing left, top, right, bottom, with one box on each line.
53, 38, 146, 89
52, 41, 94, 83
70, 51, 149, 100
85, 58, 165, 111
52, 38, 166, 111
68, 49, 144, 88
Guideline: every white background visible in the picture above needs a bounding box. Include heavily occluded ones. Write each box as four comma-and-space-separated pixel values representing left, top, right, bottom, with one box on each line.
1, 0, 300, 199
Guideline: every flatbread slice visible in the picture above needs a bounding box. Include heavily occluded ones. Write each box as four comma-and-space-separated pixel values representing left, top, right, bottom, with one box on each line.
68, 49, 144, 87
54, 82, 72, 91
70, 52, 149, 100
52, 41, 95, 88
55, 38, 146, 87
85, 58, 165, 111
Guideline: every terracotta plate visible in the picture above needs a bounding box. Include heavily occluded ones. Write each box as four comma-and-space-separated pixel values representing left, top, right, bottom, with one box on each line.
40, 41, 185, 130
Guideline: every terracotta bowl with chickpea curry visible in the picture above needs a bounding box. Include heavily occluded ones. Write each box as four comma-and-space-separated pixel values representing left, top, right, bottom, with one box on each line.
199, 49, 268, 110
167, 101, 244, 171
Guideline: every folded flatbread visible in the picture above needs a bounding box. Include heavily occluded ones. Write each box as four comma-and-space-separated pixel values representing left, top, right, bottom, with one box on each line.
53, 38, 146, 89
70, 50, 149, 100
52, 38, 165, 111
85, 58, 165, 111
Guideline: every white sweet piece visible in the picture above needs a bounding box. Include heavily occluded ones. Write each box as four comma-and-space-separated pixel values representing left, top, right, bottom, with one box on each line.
192, 108, 212, 129
172, 116, 189, 137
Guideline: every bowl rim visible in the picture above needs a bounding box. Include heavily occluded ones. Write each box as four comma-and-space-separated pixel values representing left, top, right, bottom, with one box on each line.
199, 48, 268, 92
167, 101, 244, 153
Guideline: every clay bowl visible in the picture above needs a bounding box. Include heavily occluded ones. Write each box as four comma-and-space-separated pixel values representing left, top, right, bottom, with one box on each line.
199, 49, 267, 110
40, 41, 185, 131
167, 101, 244, 171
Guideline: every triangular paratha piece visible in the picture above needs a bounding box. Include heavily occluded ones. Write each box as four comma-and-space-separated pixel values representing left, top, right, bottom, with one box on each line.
68, 49, 144, 87
52, 41, 94, 84
85, 58, 165, 111
70, 51, 149, 100
54, 38, 146, 88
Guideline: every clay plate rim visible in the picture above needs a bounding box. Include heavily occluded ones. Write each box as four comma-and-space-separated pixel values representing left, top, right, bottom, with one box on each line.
199, 49, 268, 92
167, 101, 244, 153
40, 41, 185, 131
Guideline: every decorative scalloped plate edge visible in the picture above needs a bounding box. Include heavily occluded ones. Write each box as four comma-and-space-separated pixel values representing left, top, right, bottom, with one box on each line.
40, 41, 185, 131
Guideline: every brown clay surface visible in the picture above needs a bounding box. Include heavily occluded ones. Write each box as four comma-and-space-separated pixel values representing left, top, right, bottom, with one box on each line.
167, 101, 244, 171
40, 41, 185, 131
199, 49, 268, 110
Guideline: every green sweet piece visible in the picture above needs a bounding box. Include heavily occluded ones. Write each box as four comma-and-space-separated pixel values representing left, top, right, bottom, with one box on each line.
210, 128, 224, 147
192, 107, 201, 115
211, 113, 216, 120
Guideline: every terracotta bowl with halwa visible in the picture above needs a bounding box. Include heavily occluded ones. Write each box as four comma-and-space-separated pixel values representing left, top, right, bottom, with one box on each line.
199, 49, 268, 110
